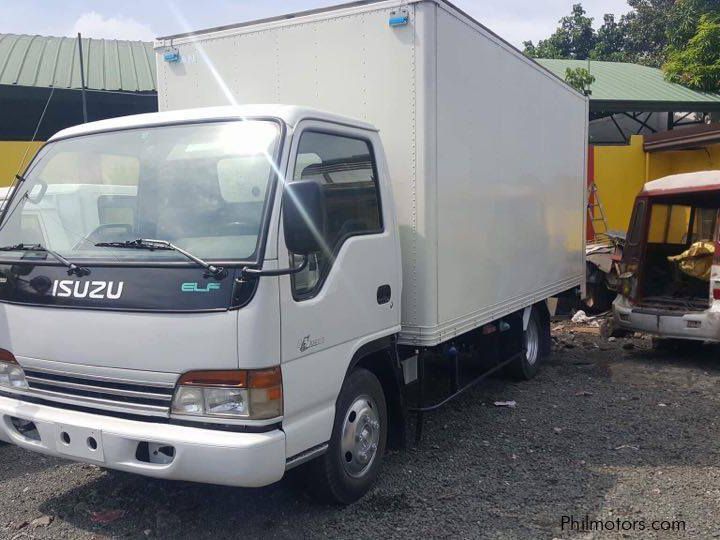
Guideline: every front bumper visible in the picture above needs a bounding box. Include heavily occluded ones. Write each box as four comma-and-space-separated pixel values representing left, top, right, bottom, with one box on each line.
0, 394, 286, 487
613, 297, 720, 342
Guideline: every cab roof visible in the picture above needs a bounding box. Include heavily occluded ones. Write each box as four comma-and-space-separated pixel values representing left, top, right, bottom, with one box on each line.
642, 171, 720, 196
49, 105, 377, 142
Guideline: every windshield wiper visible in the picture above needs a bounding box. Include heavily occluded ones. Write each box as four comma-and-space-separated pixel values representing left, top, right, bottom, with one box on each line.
0, 243, 90, 276
95, 239, 225, 277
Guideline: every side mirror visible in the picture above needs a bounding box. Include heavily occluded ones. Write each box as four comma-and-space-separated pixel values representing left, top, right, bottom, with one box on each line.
283, 181, 325, 255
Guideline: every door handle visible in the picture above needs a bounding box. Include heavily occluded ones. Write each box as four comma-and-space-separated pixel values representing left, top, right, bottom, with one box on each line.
377, 285, 391, 305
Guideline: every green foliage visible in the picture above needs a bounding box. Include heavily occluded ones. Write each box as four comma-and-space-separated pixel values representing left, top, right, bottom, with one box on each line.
622, 0, 675, 67
664, 13, 720, 91
667, 0, 718, 49
524, 0, 720, 91
590, 14, 629, 62
565, 67, 597, 94
523, 4, 595, 59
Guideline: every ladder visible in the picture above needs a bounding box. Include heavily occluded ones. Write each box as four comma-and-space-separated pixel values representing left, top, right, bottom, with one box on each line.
587, 182, 609, 241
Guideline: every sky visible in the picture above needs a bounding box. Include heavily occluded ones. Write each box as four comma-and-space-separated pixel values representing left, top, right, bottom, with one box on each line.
0, 0, 631, 48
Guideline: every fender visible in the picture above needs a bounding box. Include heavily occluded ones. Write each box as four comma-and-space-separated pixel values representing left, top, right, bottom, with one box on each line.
344, 334, 407, 449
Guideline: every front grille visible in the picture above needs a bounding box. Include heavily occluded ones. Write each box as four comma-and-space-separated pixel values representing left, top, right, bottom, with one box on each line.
21, 368, 175, 417
635, 296, 709, 313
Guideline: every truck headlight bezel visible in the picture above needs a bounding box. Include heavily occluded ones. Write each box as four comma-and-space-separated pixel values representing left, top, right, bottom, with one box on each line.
170, 367, 282, 421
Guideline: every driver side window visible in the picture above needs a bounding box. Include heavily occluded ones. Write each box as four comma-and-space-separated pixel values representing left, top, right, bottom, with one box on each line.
290, 131, 383, 299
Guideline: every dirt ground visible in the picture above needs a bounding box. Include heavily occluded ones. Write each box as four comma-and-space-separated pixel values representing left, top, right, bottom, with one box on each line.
1, 321, 720, 539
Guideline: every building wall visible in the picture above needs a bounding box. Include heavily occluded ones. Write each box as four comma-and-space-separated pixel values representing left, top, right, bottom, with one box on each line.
592, 136, 647, 235
648, 145, 720, 179
0, 141, 43, 187
592, 135, 720, 236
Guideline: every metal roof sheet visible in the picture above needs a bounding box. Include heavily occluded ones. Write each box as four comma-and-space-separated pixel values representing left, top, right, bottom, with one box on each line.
537, 59, 720, 112
0, 34, 156, 93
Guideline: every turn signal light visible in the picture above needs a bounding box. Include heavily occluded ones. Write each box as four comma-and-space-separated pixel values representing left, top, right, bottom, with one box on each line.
0, 348, 17, 364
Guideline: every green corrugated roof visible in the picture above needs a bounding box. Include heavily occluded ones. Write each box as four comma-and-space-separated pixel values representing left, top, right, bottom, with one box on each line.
0, 34, 156, 93
537, 59, 720, 112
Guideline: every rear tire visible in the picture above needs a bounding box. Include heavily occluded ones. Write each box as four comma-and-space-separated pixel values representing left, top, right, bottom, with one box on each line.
507, 307, 546, 380
307, 368, 387, 505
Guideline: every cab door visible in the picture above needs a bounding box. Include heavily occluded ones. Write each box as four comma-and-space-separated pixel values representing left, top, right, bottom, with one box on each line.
278, 120, 401, 458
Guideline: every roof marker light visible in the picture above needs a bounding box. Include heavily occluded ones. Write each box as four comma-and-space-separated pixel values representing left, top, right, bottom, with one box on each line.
389, 9, 409, 27
164, 49, 180, 63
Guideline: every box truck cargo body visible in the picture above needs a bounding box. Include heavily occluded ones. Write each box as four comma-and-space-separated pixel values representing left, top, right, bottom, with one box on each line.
0, 0, 586, 504
157, 0, 588, 345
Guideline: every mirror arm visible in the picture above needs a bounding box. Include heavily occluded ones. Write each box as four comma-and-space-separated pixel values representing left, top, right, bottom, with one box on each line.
238, 255, 309, 281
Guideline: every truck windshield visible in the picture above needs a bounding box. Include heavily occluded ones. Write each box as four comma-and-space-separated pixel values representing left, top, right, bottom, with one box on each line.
0, 120, 281, 264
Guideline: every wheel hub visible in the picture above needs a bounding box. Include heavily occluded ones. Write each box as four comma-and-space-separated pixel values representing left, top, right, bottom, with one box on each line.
525, 315, 540, 366
340, 395, 380, 478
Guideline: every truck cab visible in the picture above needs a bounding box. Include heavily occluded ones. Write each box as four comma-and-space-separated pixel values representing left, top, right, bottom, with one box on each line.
0, 105, 402, 503
613, 171, 720, 343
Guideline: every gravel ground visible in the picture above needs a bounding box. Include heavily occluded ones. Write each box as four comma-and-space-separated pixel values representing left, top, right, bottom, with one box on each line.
2, 323, 720, 539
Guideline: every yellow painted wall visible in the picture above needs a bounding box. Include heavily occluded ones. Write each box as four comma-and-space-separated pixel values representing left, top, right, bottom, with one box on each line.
592, 135, 647, 234
0, 141, 44, 187
647, 144, 720, 180
593, 136, 720, 236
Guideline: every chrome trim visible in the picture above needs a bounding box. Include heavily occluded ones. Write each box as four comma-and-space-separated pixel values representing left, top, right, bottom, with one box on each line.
170, 412, 283, 427
24, 376, 173, 401
285, 443, 329, 470
19, 366, 175, 388
14, 366, 175, 418
1, 387, 169, 417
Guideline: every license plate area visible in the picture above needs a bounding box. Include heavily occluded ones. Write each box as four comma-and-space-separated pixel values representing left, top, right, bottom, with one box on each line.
55, 424, 104, 462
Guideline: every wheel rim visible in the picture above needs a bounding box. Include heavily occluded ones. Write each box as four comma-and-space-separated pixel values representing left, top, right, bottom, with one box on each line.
340, 394, 380, 478
525, 316, 540, 366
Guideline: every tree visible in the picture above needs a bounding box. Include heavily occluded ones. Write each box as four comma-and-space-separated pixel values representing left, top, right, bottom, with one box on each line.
523, 0, 720, 92
620, 0, 675, 67
590, 14, 629, 61
524, 4, 595, 59
565, 67, 597, 94
664, 13, 720, 91
667, 0, 718, 49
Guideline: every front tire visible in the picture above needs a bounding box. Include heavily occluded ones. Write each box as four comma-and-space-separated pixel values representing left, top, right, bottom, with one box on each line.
307, 368, 387, 504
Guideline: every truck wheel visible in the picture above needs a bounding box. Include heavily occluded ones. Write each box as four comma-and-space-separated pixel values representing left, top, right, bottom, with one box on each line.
307, 368, 387, 505
507, 308, 545, 380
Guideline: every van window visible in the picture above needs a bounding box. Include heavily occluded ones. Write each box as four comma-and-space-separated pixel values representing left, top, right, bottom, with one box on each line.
627, 200, 646, 246
648, 204, 691, 244
290, 131, 382, 298
691, 208, 717, 242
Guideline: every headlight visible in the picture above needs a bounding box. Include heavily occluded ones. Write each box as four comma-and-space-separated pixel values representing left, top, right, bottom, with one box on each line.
171, 367, 282, 420
0, 348, 28, 390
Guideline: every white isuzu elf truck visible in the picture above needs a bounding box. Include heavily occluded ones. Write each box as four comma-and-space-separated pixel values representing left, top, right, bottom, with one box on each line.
0, 0, 587, 503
